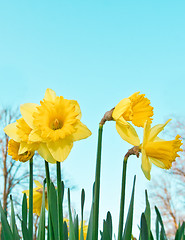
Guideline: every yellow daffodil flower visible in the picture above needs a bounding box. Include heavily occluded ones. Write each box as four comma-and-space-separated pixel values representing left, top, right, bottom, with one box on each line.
19, 88, 91, 163
8, 139, 34, 162
112, 92, 153, 146
4, 118, 38, 158
23, 180, 48, 216
140, 119, 183, 180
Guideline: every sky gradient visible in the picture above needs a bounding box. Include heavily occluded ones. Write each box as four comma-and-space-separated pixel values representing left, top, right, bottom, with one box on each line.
0, 0, 185, 237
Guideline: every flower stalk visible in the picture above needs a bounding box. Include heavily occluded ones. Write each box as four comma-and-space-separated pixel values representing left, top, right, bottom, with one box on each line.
93, 124, 103, 240
118, 146, 140, 240
28, 157, 33, 239
56, 162, 64, 240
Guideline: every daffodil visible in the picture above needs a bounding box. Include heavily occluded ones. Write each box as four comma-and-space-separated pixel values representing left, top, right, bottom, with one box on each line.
23, 180, 48, 216
20, 88, 91, 163
140, 119, 183, 180
8, 139, 34, 162
112, 92, 153, 146
4, 118, 38, 157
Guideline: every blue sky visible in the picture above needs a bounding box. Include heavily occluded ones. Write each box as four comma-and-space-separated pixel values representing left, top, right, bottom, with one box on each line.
0, 0, 185, 237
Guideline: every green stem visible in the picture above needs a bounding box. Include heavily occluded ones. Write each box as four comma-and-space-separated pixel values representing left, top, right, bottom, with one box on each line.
117, 157, 128, 240
57, 162, 64, 240
28, 157, 33, 239
93, 125, 103, 240
45, 161, 54, 240
45, 161, 50, 191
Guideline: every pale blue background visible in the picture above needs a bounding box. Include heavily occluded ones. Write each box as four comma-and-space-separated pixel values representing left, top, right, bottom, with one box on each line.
0, 0, 185, 237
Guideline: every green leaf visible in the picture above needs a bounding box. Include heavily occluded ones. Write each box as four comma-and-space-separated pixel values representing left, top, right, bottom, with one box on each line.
122, 175, 136, 240
175, 222, 185, 240
49, 181, 59, 240
68, 188, 76, 240
10, 195, 20, 240
74, 214, 79, 240
155, 207, 167, 240
140, 213, 148, 240
0, 201, 13, 240
22, 193, 28, 227
86, 183, 95, 240
156, 216, 159, 240
37, 180, 46, 240
17, 214, 31, 240
106, 211, 112, 239
144, 190, 150, 240
80, 189, 85, 240
63, 221, 69, 240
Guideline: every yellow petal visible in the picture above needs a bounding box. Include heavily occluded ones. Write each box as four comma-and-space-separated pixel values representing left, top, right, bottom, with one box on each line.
22, 189, 29, 195
34, 180, 43, 188
112, 98, 131, 120
149, 157, 166, 169
32, 191, 42, 216
29, 129, 43, 142
20, 103, 39, 129
47, 139, 73, 162
72, 120, 92, 141
149, 119, 171, 142
116, 122, 140, 146
115, 116, 129, 126
37, 143, 57, 164
142, 120, 151, 147
70, 100, 82, 120
141, 149, 152, 180
44, 88, 57, 102
4, 122, 21, 142
18, 142, 29, 154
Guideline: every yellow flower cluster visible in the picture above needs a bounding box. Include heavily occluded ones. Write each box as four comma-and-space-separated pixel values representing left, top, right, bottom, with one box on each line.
112, 92, 183, 180
4, 88, 91, 163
